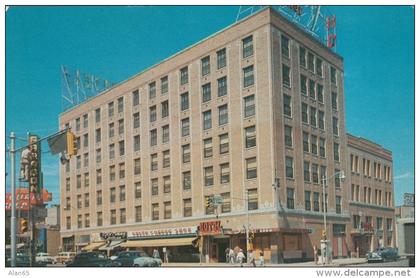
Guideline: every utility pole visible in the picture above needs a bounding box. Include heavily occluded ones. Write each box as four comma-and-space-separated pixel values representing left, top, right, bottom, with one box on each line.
245, 189, 250, 263
10, 132, 17, 267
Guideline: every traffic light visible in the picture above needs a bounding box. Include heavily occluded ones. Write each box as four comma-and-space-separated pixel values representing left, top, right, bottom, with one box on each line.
321, 230, 327, 240
66, 130, 78, 157
20, 218, 28, 234
249, 230, 255, 240
205, 196, 214, 208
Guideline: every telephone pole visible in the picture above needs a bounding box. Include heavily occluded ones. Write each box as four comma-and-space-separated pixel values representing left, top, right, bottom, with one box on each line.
10, 132, 17, 267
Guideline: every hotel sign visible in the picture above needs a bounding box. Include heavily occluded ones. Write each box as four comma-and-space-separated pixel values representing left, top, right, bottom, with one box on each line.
127, 226, 198, 239
199, 221, 221, 235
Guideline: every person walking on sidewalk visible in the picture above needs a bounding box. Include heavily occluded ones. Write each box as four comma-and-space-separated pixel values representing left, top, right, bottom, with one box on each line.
258, 251, 264, 267
237, 249, 245, 267
229, 248, 235, 264
248, 250, 256, 267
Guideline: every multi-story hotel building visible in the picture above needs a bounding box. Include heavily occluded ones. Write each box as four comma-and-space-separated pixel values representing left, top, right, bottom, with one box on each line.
59, 7, 394, 263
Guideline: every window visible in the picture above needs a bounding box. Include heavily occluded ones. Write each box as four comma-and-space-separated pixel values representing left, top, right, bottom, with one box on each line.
311, 135, 318, 155
95, 128, 101, 143
221, 192, 231, 213
283, 94, 292, 117
76, 194, 82, 208
203, 110, 212, 130
320, 166, 326, 183
245, 126, 256, 148
83, 134, 88, 148
219, 133, 229, 154
218, 104, 229, 125
134, 135, 140, 152
317, 84, 324, 103
84, 214, 91, 228
242, 35, 253, 58
312, 163, 319, 183
334, 143, 340, 161
304, 161, 310, 182
109, 123, 115, 138
316, 58, 323, 76
119, 140, 125, 156
164, 202, 172, 219
310, 107, 317, 127
135, 206, 142, 222
181, 118, 190, 137
118, 119, 124, 135
149, 82, 156, 99
66, 178, 70, 191
318, 110, 325, 130
220, 163, 230, 184
117, 97, 124, 113
134, 158, 141, 175
109, 165, 115, 181
118, 208, 126, 224
333, 117, 339, 135
132, 90, 139, 106
247, 189, 258, 210
183, 171, 191, 190
203, 138, 213, 158
151, 178, 158, 196
96, 190, 102, 206
309, 79, 316, 99
181, 92, 189, 111
163, 150, 170, 168
243, 65, 254, 87
330, 67, 337, 85
182, 144, 190, 163
217, 48, 226, 69
183, 199, 192, 217
149, 106, 157, 122
83, 114, 88, 128
110, 188, 116, 203
95, 108, 101, 123
201, 56, 210, 76
303, 132, 309, 152
84, 173, 89, 187
204, 166, 214, 186
299, 47, 306, 67
161, 76, 168, 94
109, 144, 115, 159
319, 138, 326, 157
108, 102, 114, 117
336, 196, 342, 214
163, 176, 171, 194
284, 125, 293, 147
282, 64, 291, 87
287, 188, 295, 209
313, 192, 320, 212
161, 100, 169, 118
119, 185, 126, 201
332, 92, 338, 110
308, 52, 315, 72
285, 156, 294, 179
77, 215, 82, 228
150, 129, 157, 146
244, 95, 255, 117
96, 169, 102, 185
133, 112, 140, 129
246, 157, 257, 179
300, 75, 307, 95
151, 154, 158, 171
180, 66, 188, 85
110, 210, 116, 225
135, 182, 141, 199
301, 102, 308, 123
76, 156, 81, 170
202, 83, 211, 103
334, 169, 341, 188
84, 193, 89, 207
119, 163, 125, 179
152, 203, 159, 220
217, 76, 227, 97
305, 191, 311, 211
97, 212, 103, 227
83, 153, 89, 167
281, 35, 290, 57
66, 216, 71, 230
162, 125, 170, 143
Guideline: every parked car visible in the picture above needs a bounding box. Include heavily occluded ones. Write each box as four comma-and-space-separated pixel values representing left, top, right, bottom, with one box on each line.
112, 251, 143, 267
133, 252, 162, 267
54, 252, 76, 264
6, 254, 47, 267
367, 247, 399, 263
66, 252, 113, 267
36, 252, 54, 264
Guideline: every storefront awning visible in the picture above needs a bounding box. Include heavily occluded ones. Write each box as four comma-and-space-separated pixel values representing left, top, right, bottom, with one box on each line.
82, 241, 107, 251
121, 237, 197, 248
98, 240, 125, 251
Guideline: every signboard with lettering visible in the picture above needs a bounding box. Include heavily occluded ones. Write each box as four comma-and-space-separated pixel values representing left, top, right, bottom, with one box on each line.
127, 226, 198, 239
199, 221, 221, 235
100, 232, 127, 240
5, 188, 51, 210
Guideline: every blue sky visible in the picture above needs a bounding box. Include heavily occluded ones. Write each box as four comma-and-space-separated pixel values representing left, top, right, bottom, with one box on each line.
5, 6, 414, 206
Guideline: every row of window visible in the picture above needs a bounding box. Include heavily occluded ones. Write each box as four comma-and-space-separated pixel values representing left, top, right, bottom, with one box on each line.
350, 184, 393, 207
303, 190, 342, 214
350, 154, 392, 182
352, 215, 393, 232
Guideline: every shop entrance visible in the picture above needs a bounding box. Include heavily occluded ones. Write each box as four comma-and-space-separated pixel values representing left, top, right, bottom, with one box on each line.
217, 239, 229, 263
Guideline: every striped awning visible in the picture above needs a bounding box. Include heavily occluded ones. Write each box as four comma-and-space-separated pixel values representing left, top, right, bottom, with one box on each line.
121, 237, 196, 248
81, 241, 107, 251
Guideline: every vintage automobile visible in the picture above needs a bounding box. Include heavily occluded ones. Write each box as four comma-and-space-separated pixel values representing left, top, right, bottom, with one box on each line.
66, 252, 113, 267
132, 251, 162, 267
54, 251, 76, 264
35, 252, 54, 264
6, 254, 47, 267
367, 247, 399, 263
112, 250, 161, 267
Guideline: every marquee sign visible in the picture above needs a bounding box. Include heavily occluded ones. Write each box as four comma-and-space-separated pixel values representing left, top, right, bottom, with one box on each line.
127, 226, 198, 239
199, 221, 221, 235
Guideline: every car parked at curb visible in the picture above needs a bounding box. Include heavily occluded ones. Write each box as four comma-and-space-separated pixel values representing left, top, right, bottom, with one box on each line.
367, 247, 399, 263
54, 251, 76, 264
36, 253, 54, 264
66, 252, 113, 267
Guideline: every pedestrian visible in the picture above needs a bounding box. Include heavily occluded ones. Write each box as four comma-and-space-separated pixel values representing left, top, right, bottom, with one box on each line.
152, 248, 160, 259
258, 251, 264, 267
229, 248, 235, 264
225, 248, 230, 263
237, 249, 245, 267
249, 250, 256, 267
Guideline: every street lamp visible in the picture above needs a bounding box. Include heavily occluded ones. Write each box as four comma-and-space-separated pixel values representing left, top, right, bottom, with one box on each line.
321, 170, 345, 265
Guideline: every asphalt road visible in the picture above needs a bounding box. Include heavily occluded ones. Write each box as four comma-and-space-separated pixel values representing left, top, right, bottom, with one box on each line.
358, 258, 410, 267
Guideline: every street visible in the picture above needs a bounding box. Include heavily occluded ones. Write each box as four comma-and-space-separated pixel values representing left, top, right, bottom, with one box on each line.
358, 258, 410, 267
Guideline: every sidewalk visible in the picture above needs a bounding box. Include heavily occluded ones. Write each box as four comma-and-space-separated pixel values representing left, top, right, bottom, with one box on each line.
162, 258, 367, 267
